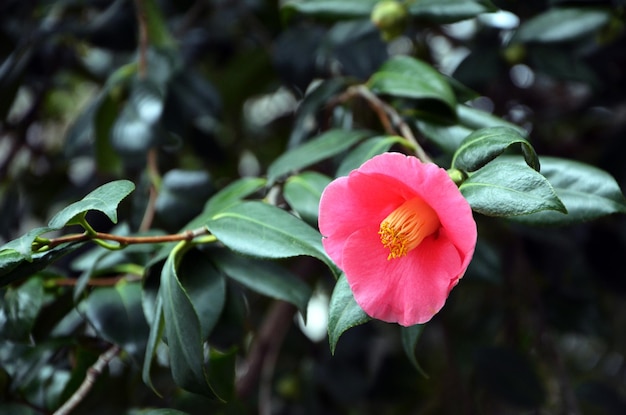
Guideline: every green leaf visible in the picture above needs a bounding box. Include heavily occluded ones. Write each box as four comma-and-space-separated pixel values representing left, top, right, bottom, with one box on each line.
206, 201, 338, 276
460, 161, 566, 217
513, 7, 611, 43
0, 243, 83, 288
142, 295, 164, 396
212, 249, 312, 316
511, 157, 626, 226
400, 324, 428, 378
0, 277, 45, 341
160, 246, 219, 398
452, 126, 539, 172
79, 282, 149, 364
267, 129, 370, 185
336, 136, 406, 177
457, 104, 526, 134
48, 180, 135, 228
367, 56, 456, 111
327, 274, 370, 354
284, 172, 332, 225
408, 0, 497, 23
177, 249, 226, 339
205, 347, 237, 402
281, 0, 377, 20
204, 177, 267, 217
0, 226, 54, 261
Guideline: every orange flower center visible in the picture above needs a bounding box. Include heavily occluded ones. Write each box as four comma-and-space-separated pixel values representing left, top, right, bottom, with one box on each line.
378, 197, 440, 260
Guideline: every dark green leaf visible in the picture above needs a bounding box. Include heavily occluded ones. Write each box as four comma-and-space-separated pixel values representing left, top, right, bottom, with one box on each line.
456, 104, 526, 134
284, 172, 332, 225
142, 295, 164, 396
0, 227, 54, 261
155, 169, 214, 229
177, 249, 226, 339
336, 136, 405, 177
452, 126, 539, 172
0, 278, 44, 341
48, 180, 135, 228
289, 78, 349, 147
0, 243, 83, 288
205, 347, 237, 402
267, 129, 370, 185
160, 247, 221, 399
513, 7, 611, 43
409, 0, 497, 23
512, 157, 626, 225
400, 324, 428, 377
79, 282, 149, 364
206, 201, 338, 276
281, 0, 377, 20
327, 274, 370, 354
460, 161, 566, 216
212, 249, 312, 316
203, 177, 267, 217
367, 56, 456, 111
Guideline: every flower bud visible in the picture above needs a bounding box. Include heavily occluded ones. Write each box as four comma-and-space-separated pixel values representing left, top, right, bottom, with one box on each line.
371, 0, 409, 41
447, 168, 466, 186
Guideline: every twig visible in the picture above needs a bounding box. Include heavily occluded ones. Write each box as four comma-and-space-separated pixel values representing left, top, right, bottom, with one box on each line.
330, 85, 433, 163
133, 0, 149, 80
52, 345, 121, 415
43, 227, 211, 249
139, 148, 160, 231
236, 301, 296, 400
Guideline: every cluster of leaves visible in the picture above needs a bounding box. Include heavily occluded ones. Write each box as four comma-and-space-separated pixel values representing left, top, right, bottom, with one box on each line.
2, 0, 626, 414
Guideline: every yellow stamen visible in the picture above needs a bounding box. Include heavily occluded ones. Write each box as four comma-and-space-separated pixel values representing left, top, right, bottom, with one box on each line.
379, 197, 440, 260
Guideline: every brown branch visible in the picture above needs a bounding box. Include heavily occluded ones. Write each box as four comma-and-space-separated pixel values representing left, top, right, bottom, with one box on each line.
134, 0, 149, 79
329, 85, 433, 163
139, 148, 160, 231
45, 228, 210, 249
236, 301, 296, 400
52, 345, 121, 415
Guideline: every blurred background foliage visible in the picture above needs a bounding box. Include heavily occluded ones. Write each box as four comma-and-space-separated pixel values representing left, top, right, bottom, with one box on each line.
1, 0, 626, 414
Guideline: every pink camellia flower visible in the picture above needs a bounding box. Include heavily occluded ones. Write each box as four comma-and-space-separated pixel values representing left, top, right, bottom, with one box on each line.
319, 152, 477, 326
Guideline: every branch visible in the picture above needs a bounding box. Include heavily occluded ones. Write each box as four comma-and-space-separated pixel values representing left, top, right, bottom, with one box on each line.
52, 345, 121, 415
330, 85, 433, 163
41, 227, 212, 250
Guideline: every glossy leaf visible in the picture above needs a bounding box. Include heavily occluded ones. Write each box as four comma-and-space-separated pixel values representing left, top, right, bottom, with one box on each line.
79, 282, 149, 363
460, 161, 566, 217
452, 126, 539, 172
513, 7, 611, 43
408, 0, 497, 23
160, 247, 218, 398
48, 180, 135, 228
203, 177, 267, 218
284, 171, 332, 225
281, 0, 377, 20
367, 56, 456, 111
155, 169, 214, 229
0, 227, 54, 261
336, 136, 406, 177
142, 295, 164, 396
206, 201, 338, 276
400, 324, 428, 377
327, 274, 370, 354
0, 243, 83, 288
0, 277, 44, 341
512, 157, 626, 225
212, 249, 312, 316
176, 249, 226, 339
267, 129, 370, 185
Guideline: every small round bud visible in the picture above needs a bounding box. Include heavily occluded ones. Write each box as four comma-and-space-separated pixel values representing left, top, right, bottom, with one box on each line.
447, 168, 466, 186
371, 0, 409, 41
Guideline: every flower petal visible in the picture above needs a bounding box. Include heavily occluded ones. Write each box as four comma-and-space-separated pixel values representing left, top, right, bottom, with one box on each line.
342, 226, 462, 326
319, 170, 412, 266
